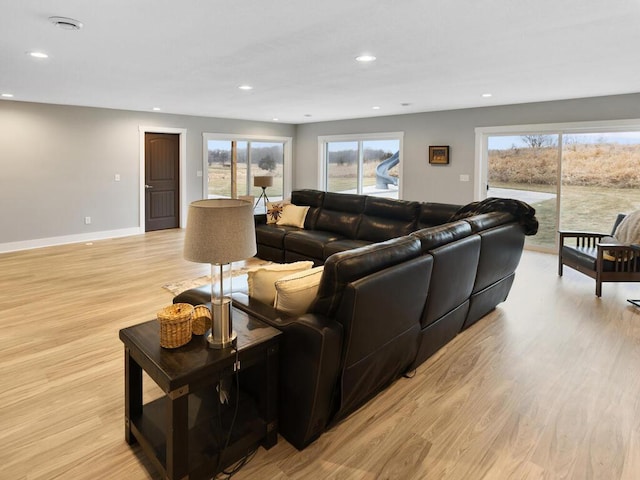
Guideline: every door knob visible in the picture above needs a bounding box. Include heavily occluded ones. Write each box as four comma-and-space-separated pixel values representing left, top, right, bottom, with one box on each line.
145, 184, 154, 189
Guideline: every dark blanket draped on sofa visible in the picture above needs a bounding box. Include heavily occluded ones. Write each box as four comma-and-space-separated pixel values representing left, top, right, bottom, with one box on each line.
450, 197, 539, 235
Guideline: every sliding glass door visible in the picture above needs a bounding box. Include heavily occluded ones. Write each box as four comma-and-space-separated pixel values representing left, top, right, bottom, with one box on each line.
487, 134, 559, 249
482, 124, 640, 252
203, 134, 292, 213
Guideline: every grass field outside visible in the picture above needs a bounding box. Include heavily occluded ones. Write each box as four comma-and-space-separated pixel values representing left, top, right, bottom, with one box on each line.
489, 142, 640, 250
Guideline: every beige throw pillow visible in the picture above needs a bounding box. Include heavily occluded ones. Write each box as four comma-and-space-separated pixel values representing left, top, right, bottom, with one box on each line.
274, 266, 324, 315
276, 204, 310, 228
247, 261, 314, 304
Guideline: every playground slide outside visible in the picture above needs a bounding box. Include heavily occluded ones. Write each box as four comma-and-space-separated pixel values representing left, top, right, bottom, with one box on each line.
376, 151, 399, 189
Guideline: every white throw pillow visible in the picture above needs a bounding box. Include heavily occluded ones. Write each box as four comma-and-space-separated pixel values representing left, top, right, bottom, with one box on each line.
614, 210, 640, 244
274, 266, 324, 315
276, 204, 310, 228
266, 201, 289, 224
247, 261, 314, 304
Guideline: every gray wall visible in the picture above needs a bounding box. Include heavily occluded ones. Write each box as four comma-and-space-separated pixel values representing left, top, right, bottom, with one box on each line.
295, 93, 640, 204
3, 92, 640, 249
0, 101, 295, 247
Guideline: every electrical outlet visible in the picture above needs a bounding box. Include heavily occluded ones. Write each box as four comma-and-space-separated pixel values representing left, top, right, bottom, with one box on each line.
84, 216, 91, 225
459, 174, 470, 182
114, 173, 121, 181
196, 170, 203, 177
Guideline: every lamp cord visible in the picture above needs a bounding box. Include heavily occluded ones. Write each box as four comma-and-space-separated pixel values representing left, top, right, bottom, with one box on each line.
213, 345, 245, 479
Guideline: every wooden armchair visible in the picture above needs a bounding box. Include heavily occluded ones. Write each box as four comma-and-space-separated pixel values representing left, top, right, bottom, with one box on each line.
558, 214, 640, 296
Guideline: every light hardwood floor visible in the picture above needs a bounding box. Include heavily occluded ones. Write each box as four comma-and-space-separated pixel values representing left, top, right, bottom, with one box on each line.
1, 229, 639, 480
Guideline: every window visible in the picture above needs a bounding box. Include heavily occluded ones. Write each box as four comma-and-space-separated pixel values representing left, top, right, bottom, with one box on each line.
203, 134, 292, 212
477, 121, 640, 251
319, 132, 403, 199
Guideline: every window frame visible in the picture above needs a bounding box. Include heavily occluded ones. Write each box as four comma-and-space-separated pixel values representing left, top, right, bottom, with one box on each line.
202, 132, 293, 200
318, 131, 404, 197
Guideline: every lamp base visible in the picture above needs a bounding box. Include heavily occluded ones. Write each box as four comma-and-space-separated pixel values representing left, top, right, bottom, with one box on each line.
206, 329, 237, 349
207, 295, 236, 349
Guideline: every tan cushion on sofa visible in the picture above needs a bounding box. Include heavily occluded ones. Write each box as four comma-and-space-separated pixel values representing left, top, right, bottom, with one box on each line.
276, 204, 310, 228
274, 266, 324, 315
247, 261, 313, 304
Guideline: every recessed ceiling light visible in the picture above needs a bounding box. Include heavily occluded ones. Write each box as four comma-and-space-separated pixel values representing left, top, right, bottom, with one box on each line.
272, 117, 279, 122
355, 54, 376, 63
482, 93, 493, 98
152, 107, 161, 111
372, 106, 381, 110
238, 85, 253, 90
49, 16, 83, 30
1, 93, 14, 98
29, 51, 49, 59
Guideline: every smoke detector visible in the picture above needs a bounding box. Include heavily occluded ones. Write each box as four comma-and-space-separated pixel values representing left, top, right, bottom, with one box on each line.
49, 16, 83, 30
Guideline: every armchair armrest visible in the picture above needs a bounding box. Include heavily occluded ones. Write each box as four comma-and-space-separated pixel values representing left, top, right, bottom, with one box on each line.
558, 230, 607, 249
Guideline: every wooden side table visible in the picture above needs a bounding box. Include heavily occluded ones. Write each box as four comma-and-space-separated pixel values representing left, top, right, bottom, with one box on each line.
119, 308, 281, 480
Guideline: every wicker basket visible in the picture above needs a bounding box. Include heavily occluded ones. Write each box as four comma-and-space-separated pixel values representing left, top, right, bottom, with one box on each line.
157, 303, 194, 348
192, 304, 212, 335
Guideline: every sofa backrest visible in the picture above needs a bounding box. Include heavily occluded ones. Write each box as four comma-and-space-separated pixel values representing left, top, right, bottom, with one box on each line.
418, 202, 462, 229
314, 192, 366, 239
463, 212, 525, 294
292, 189, 325, 229
334, 253, 433, 421
357, 196, 420, 242
411, 222, 480, 328
311, 235, 422, 318
410, 220, 472, 251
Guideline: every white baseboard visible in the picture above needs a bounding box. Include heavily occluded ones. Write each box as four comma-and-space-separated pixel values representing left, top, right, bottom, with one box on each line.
0, 227, 144, 254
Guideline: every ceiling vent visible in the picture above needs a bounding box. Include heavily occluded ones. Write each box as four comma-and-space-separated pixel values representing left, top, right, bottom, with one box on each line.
49, 16, 83, 30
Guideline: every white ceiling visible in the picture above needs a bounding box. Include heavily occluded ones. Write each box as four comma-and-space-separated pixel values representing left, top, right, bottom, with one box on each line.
2, 0, 640, 124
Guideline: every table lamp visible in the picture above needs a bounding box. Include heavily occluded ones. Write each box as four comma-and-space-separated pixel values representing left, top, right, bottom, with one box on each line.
253, 175, 273, 211
183, 199, 256, 349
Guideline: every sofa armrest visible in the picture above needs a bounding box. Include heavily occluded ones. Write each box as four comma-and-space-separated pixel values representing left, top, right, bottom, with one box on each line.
232, 292, 343, 450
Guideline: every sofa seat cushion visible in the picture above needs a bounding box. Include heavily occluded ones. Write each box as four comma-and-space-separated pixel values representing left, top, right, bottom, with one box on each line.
561, 245, 620, 272
256, 223, 302, 248
323, 239, 372, 258
285, 230, 345, 259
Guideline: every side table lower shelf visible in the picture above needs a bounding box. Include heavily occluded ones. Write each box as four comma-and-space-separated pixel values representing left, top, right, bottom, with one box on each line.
130, 387, 265, 479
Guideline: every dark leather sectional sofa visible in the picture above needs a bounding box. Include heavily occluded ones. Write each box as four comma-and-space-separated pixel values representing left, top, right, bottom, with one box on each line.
174, 189, 537, 450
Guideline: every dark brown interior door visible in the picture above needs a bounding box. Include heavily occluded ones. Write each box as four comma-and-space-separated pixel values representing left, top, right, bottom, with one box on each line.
145, 133, 180, 231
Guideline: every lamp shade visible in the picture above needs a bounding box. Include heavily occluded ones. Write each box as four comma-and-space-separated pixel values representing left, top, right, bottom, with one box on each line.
184, 199, 257, 264
253, 175, 273, 188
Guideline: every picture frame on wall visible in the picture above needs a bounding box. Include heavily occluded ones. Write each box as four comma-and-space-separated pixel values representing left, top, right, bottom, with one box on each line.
429, 145, 450, 165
